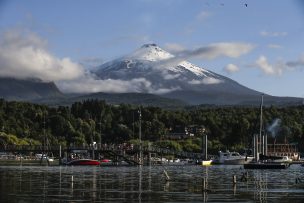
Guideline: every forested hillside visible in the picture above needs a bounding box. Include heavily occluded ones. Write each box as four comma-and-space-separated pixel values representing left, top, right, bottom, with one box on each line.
0, 99, 303, 153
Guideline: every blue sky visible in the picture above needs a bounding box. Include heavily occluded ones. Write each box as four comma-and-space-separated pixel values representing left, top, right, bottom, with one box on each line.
0, 0, 304, 97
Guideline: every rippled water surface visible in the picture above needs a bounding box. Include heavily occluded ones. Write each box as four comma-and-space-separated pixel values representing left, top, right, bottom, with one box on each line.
0, 164, 304, 202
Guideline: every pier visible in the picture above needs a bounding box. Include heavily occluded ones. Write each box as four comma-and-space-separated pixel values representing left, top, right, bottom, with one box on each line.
0, 144, 204, 166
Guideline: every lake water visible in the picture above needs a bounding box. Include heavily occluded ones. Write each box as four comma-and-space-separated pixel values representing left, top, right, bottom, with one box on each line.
0, 164, 304, 202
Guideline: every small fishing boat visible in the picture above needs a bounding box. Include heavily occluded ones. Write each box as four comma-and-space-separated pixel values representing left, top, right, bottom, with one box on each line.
66, 159, 100, 166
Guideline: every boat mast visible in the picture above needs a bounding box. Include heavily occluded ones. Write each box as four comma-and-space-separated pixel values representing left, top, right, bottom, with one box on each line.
43, 112, 46, 155
138, 108, 142, 165
259, 94, 264, 157
202, 128, 208, 161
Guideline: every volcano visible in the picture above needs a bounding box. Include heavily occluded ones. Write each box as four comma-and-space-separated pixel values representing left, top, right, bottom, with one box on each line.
94, 44, 268, 105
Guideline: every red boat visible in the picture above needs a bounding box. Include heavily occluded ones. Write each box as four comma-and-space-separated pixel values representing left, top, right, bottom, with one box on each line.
66, 159, 101, 166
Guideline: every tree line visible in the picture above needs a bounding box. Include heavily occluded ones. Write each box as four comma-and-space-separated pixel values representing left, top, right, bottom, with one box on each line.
0, 99, 303, 154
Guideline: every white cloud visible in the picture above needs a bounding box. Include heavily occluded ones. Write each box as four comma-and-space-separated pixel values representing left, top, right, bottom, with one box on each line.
260, 31, 287, 37
166, 42, 255, 60
0, 29, 84, 82
186, 42, 255, 59
156, 42, 255, 68
58, 76, 180, 94
161, 70, 181, 80
224, 64, 239, 74
253, 54, 304, 76
286, 54, 304, 68
58, 77, 147, 93
255, 56, 287, 76
188, 78, 222, 85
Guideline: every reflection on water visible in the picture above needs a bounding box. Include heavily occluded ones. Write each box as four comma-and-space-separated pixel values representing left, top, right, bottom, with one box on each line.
0, 164, 304, 202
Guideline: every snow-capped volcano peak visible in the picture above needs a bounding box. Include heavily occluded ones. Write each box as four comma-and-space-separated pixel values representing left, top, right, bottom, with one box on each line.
128, 43, 173, 61
98, 44, 216, 78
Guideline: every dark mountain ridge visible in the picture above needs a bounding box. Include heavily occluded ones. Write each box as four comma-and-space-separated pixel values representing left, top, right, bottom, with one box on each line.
0, 77, 64, 101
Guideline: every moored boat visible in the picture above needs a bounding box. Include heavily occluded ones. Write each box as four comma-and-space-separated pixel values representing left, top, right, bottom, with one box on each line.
213, 151, 253, 165
259, 154, 292, 163
244, 162, 290, 169
66, 159, 100, 166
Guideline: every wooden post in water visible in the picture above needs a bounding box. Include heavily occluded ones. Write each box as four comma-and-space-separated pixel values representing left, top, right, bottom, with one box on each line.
163, 170, 170, 181
233, 175, 237, 185
264, 134, 267, 156
148, 142, 151, 166
59, 145, 62, 165
253, 134, 256, 161
92, 143, 95, 160
202, 177, 206, 191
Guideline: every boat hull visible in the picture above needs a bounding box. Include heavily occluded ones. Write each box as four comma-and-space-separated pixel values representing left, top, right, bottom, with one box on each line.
212, 157, 254, 165
67, 159, 100, 166
201, 160, 212, 166
244, 162, 290, 169
224, 158, 253, 165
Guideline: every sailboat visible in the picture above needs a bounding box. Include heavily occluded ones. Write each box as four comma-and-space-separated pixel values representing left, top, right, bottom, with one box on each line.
244, 94, 290, 169
201, 134, 212, 166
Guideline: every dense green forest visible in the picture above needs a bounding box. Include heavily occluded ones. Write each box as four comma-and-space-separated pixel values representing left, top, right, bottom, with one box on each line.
0, 99, 303, 154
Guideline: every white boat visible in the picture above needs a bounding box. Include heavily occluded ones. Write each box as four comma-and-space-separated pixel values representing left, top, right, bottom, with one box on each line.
35, 154, 54, 162
214, 151, 253, 165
